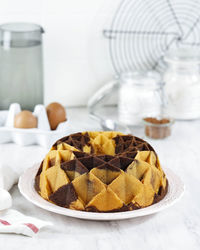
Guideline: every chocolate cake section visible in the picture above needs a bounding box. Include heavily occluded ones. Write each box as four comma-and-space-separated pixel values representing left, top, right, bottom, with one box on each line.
113, 135, 156, 156
78, 156, 105, 170
108, 157, 134, 171
86, 203, 140, 213
49, 183, 78, 207
96, 155, 115, 162
119, 151, 138, 159
49, 157, 56, 167
96, 163, 121, 172
153, 180, 168, 204
53, 132, 91, 151
61, 159, 89, 175
34, 161, 43, 192
73, 151, 89, 158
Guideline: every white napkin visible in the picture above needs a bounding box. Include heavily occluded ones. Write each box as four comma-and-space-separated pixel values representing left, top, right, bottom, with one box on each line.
0, 163, 52, 237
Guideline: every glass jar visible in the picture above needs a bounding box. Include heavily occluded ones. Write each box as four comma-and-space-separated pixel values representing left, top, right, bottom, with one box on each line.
118, 71, 163, 125
0, 23, 44, 110
164, 48, 200, 119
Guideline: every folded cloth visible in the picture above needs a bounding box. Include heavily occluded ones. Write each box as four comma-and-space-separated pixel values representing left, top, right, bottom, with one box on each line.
0, 188, 12, 210
0, 209, 52, 237
0, 164, 18, 210
0, 163, 52, 237
0, 163, 18, 191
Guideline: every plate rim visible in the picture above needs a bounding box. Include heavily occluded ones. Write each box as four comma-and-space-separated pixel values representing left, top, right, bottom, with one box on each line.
18, 164, 185, 221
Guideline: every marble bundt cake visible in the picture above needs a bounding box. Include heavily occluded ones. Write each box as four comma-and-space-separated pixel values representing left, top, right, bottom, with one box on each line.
35, 132, 168, 212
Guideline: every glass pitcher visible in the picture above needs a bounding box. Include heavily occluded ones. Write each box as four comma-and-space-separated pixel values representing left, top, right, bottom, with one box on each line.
0, 23, 44, 110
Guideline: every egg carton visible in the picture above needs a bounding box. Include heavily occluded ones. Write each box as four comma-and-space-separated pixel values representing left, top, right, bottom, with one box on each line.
0, 103, 72, 148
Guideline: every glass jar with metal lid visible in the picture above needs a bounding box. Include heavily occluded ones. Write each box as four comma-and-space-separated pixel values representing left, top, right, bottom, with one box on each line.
164, 48, 200, 120
118, 71, 163, 126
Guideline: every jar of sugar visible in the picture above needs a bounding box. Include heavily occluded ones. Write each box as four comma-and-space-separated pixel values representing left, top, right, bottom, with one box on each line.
164, 48, 200, 120
118, 71, 162, 126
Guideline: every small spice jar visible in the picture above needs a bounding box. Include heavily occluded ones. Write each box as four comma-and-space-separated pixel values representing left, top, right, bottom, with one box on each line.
143, 117, 174, 139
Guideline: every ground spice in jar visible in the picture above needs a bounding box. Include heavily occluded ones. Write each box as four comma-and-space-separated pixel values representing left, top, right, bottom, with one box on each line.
144, 117, 172, 139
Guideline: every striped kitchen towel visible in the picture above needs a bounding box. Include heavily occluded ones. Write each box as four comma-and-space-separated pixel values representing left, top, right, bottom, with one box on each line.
0, 163, 52, 237
0, 209, 52, 237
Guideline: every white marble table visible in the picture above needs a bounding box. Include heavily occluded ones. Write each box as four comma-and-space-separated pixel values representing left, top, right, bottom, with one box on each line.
0, 107, 200, 250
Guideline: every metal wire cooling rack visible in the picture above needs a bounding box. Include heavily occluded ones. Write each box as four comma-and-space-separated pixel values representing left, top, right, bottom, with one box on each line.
103, 0, 200, 74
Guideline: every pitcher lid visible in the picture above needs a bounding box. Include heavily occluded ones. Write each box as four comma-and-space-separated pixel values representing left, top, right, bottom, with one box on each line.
0, 23, 44, 33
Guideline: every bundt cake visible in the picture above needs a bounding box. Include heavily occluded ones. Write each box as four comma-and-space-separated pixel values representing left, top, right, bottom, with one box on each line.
35, 131, 168, 212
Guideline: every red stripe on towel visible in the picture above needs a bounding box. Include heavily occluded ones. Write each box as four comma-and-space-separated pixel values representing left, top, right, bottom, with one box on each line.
0, 219, 10, 225
24, 223, 39, 233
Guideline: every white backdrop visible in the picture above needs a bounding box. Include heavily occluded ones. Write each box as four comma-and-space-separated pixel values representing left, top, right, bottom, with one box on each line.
0, 0, 121, 106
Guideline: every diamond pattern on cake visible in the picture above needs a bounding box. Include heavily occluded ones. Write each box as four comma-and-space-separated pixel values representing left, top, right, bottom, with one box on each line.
36, 131, 168, 212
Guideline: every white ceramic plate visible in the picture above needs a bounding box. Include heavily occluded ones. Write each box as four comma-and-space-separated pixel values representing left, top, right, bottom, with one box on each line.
18, 164, 185, 221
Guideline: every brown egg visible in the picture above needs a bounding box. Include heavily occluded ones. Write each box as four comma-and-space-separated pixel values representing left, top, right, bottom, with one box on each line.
14, 110, 37, 129
46, 102, 67, 130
